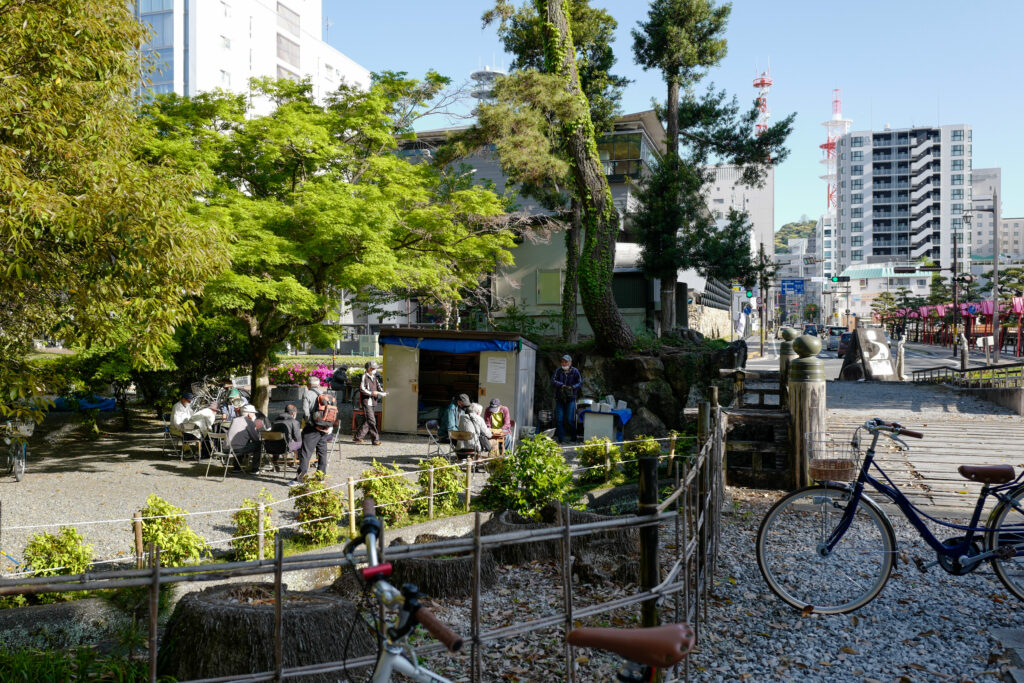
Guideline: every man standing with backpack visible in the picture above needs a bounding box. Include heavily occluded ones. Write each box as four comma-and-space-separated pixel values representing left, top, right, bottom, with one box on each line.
288, 376, 337, 486
353, 360, 385, 445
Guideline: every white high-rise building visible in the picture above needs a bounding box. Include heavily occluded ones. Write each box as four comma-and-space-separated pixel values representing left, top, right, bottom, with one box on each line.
835, 124, 972, 272
703, 165, 775, 262
136, 0, 369, 106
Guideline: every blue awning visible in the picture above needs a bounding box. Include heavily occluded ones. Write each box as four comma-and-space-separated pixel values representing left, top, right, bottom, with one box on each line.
379, 336, 519, 354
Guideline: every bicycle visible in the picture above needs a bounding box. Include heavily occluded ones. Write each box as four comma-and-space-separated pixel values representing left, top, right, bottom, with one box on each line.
756, 417, 1024, 614
1, 420, 33, 482
344, 498, 696, 682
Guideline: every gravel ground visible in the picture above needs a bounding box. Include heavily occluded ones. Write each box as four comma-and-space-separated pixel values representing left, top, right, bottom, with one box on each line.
687, 487, 1015, 682
0, 410, 488, 570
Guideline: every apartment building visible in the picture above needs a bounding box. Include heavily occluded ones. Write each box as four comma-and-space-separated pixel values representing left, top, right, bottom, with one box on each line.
835, 124, 972, 272
704, 165, 775, 262
136, 0, 369, 106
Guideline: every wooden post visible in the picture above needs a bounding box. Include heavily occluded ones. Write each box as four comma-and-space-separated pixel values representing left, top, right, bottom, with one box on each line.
274, 534, 284, 681
347, 477, 357, 537
603, 440, 611, 477
697, 402, 710, 447
472, 512, 482, 682
148, 544, 160, 683
134, 511, 144, 570
667, 434, 676, 474
559, 504, 575, 683
638, 457, 660, 628
428, 467, 435, 519
779, 327, 799, 405
709, 386, 719, 409
257, 501, 265, 561
788, 334, 826, 488
465, 460, 473, 512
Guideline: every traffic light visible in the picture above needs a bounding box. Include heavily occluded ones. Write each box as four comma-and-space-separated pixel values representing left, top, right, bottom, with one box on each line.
745, 290, 754, 298
830, 276, 850, 283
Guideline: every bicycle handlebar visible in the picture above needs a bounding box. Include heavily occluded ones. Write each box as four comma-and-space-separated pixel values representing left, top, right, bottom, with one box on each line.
363, 496, 376, 518
868, 418, 923, 439
414, 605, 464, 653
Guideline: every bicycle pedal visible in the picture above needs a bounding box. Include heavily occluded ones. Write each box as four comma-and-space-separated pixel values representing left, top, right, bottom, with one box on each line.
912, 556, 937, 573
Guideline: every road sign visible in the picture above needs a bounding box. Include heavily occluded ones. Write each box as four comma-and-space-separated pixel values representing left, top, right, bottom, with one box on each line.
781, 279, 805, 295
756, 297, 762, 304
732, 284, 742, 292
743, 305, 752, 315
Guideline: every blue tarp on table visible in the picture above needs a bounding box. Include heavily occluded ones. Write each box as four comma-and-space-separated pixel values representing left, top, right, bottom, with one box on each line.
379, 336, 519, 354
51, 395, 117, 412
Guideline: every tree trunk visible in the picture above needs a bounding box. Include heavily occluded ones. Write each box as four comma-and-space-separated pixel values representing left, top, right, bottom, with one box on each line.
660, 277, 676, 333
658, 79, 681, 336
561, 199, 581, 344
542, 0, 635, 353
249, 341, 272, 417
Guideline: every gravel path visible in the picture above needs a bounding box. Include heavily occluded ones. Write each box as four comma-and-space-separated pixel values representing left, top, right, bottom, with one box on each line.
0, 411, 484, 571
687, 487, 1014, 681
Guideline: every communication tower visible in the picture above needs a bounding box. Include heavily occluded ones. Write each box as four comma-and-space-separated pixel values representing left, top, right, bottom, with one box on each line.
470, 65, 505, 103
752, 69, 772, 135
820, 89, 852, 209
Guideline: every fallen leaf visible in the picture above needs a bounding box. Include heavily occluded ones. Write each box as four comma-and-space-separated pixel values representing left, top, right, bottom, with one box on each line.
801, 605, 814, 617
840, 647, 859, 655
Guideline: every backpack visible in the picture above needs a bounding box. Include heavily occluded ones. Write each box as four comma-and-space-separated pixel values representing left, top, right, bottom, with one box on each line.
312, 393, 338, 432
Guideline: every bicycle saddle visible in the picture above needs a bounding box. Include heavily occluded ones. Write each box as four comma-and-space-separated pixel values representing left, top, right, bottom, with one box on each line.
567, 623, 695, 668
958, 464, 1015, 485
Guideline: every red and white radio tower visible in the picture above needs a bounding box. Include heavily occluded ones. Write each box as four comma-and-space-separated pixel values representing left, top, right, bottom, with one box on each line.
753, 69, 772, 135
820, 89, 852, 209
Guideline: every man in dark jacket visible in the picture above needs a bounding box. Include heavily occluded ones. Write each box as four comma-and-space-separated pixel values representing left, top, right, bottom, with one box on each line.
267, 404, 302, 471
552, 354, 582, 443
354, 361, 385, 445
227, 404, 263, 473
288, 377, 331, 486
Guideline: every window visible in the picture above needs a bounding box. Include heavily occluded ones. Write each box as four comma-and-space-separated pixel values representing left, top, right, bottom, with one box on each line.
852, 193, 863, 204
852, 151, 864, 161
277, 2, 301, 36
860, 279, 869, 288
951, 218, 962, 229
141, 11, 173, 49
851, 250, 863, 260
140, 0, 173, 10
824, 228, 832, 236
277, 33, 300, 67
537, 270, 562, 305
276, 65, 299, 81
851, 136, 864, 147
841, 153, 846, 160
951, 174, 963, 186
917, 279, 927, 287
952, 203, 963, 215
851, 165, 863, 176
951, 144, 964, 156
851, 236, 863, 247
952, 129, 964, 141
851, 222, 862, 233
852, 179, 863, 190
951, 159, 964, 171
219, 70, 231, 86
951, 189, 963, 200
851, 208, 863, 218
824, 239, 832, 248
221, 35, 231, 49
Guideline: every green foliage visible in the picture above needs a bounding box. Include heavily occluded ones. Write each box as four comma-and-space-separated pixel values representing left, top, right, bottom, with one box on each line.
0, 0, 223, 426
480, 434, 574, 517
621, 435, 663, 479
0, 647, 162, 681
774, 220, 817, 254
138, 495, 209, 567
232, 488, 277, 561
576, 437, 621, 483
490, 303, 559, 339
289, 472, 344, 546
22, 526, 93, 604
358, 460, 419, 526
413, 457, 466, 516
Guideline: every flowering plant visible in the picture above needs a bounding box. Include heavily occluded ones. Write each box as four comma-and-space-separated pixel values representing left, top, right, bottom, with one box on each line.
268, 364, 308, 386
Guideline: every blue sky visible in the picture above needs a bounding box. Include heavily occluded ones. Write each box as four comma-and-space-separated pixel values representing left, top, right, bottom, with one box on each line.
324, 0, 1024, 230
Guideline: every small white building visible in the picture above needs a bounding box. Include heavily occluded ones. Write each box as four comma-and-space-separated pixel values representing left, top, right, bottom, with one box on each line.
838, 263, 932, 320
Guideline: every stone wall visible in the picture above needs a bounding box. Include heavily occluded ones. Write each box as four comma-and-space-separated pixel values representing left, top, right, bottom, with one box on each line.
687, 304, 732, 340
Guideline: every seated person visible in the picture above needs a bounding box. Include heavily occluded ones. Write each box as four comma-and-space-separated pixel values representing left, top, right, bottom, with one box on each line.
439, 394, 469, 443
266, 403, 303, 470
227, 404, 263, 473
169, 392, 194, 436
483, 397, 513, 451
457, 403, 491, 454
181, 405, 217, 458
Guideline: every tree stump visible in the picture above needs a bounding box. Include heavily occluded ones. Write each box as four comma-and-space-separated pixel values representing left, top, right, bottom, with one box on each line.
157, 583, 374, 682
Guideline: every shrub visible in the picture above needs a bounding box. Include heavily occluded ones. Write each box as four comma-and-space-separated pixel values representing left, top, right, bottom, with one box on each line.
289, 472, 344, 546
575, 437, 621, 484
23, 526, 93, 604
413, 457, 466, 516
231, 488, 276, 561
358, 460, 418, 526
621, 435, 663, 479
138, 495, 209, 566
480, 434, 574, 518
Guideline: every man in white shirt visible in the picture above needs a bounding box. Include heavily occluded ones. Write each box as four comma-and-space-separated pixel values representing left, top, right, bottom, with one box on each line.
169, 392, 194, 437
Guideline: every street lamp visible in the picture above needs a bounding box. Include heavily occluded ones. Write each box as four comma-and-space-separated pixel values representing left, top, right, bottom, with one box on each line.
965, 189, 1000, 362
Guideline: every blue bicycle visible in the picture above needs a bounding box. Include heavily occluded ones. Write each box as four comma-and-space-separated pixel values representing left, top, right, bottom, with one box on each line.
756, 417, 1024, 614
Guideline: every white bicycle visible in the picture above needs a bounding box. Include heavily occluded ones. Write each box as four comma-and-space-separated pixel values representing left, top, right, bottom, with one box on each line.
344, 498, 695, 682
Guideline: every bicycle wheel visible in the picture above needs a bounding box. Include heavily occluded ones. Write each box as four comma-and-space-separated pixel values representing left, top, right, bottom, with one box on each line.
987, 486, 1024, 601
12, 442, 25, 482
756, 485, 896, 614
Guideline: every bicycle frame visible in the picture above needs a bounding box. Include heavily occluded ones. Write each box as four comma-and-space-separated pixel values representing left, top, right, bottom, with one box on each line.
825, 426, 1024, 570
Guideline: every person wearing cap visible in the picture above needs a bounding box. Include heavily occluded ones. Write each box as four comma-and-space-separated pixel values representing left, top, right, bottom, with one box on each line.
483, 397, 512, 452
439, 394, 469, 443
290, 376, 330, 486
227, 404, 263, 473
552, 354, 582, 443
354, 360, 385, 445
169, 392, 194, 437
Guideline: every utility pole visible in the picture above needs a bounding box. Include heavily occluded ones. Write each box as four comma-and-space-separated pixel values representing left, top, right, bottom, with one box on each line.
993, 186, 1001, 363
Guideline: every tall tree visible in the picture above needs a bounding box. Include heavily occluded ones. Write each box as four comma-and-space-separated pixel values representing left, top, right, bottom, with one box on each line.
0, 0, 222, 420
140, 76, 513, 413
632, 0, 794, 333
480, 0, 630, 344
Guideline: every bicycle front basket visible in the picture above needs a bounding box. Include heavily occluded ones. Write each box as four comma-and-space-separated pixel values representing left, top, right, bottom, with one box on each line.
806, 432, 862, 482
12, 421, 34, 438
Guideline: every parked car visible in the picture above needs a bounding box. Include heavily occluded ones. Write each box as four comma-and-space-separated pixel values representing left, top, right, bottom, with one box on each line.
803, 324, 818, 337
826, 326, 846, 351
837, 332, 853, 358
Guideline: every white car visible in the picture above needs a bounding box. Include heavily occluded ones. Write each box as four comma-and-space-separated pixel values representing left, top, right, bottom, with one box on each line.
825, 326, 846, 351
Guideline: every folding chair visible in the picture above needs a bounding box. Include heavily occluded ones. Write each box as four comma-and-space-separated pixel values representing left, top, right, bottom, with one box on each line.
161, 413, 178, 456
259, 430, 286, 476
205, 433, 242, 481
448, 430, 480, 463
425, 420, 453, 461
